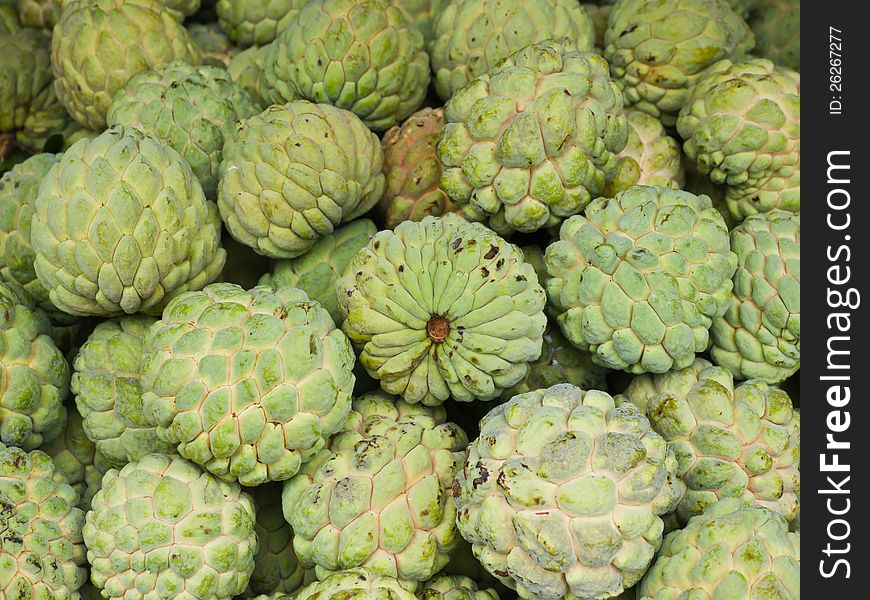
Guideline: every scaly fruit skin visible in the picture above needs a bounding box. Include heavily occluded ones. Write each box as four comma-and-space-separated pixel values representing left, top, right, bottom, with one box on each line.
259, 219, 377, 325
604, 111, 684, 197
438, 39, 628, 234
638, 498, 800, 600
218, 101, 385, 259
0, 444, 87, 599
261, 0, 430, 131
32, 128, 226, 317
107, 61, 259, 199
622, 359, 800, 524
454, 384, 682, 600
678, 58, 800, 219
419, 575, 500, 600
0, 30, 71, 151
51, 0, 201, 130
16, 0, 58, 29
380, 108, 459, 230
750, 0, 800, 71
141, 283, 356, 486
71, 316, 174, 467
227, 45, 269, 108
248, 484, 314, 596
0, 282, 69, 450
0, 152, 58, 311
501, 325, 609, 399
294, 568, 417, 600
39, 403, 110, 510
711, 211, 799, 382
84, 453, 257, 600
544, 186, 737, 374
390, 0, 448, 44
216, 0, 306, 47
337, 214, 547, 405
603, 0, 755, 128
430, 0, 595, 101
283, 392, 468, 584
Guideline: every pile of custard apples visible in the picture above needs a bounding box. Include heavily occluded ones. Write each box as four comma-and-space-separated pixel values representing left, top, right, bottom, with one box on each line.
0, 0, 800, 599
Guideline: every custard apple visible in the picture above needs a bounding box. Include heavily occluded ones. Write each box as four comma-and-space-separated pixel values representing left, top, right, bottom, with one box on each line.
107, 60, 259, 198
429, 0, 595, 100
544, 186, 737, 373
31, 127, 226, 317
216, 0, 307, 47
677, 58, 800, 219
711, 211, 799, 382
71, 315, 175, 466
248, 484, 314, 596
0, 30, 72, 152
261, 0, 430, 131
0, 152, 58, 312
258, 219, 377, 324
619, 359, 800, 524
638, 498, 799, 599
604, 111, 684, 198
84, 453, 257, 600
501, 325, 609, 399
141, 283, 356, 486
337, 214, 547, 405
294, 568, 417, 600
283, 391, 468, 583
51, 0, 201, 129
379, 108, 460, 230
453, 384, 682, 600
603, 0, 754, 127
39, 402, 110, 510
419, 575, 500, 600
227, 45, 270, 108
749, 0, 799, 71
437, 39, 628, 234
0, 281, 69, 450
0, 443, 87, 599
217, 101, 384, 259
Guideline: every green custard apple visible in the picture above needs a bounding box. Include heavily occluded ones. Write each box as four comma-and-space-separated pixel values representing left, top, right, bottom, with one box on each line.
71, 315, 175, 467
603, 0, 754, 127
217, 101, 384, 259
51, 0, 201, 129
141, 283, 355, 486
261, 0, 430, 131
437, 39, 628, 234
31, 127, 225, 317
107, 60, 259, 199
429, 0, 595, 100
283, 391, 468, 584
454, 384, 682, 599
0, 281, 69, 449
677, 58, 800, 219
710, 210, 800, 382
0, 443, 87, 599
638, 498, 799, 599
337, 213, 547, 405
544, 185, 737, 373
84, 453, 257, 600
